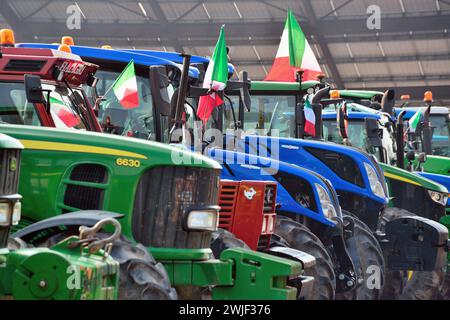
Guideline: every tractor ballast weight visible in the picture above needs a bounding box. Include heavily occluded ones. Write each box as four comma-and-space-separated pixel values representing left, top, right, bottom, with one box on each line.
0, 134, 120, 300
381, 215, 449, 271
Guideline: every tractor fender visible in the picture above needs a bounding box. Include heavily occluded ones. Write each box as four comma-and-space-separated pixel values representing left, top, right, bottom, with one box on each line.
382, 215, 449, 271
12, 210, 124, 240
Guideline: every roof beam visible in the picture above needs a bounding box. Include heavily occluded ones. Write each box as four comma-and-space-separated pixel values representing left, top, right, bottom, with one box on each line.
301, 0, 345, 88
232, 53, 450, 66
343, 74, 450, 83
0, 1, 26, 38
146, 0, 184, 52
12, 14, 450, 41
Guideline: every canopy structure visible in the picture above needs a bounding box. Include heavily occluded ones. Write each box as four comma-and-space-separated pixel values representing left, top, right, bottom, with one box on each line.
1, 0, 449, 105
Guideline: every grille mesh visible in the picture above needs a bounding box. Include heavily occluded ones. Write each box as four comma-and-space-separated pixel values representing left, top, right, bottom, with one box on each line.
132, 166, 220, 248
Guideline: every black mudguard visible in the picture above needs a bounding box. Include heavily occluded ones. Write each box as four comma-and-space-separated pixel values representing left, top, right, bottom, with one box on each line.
12, 210, 123, 241
382, 215, 449, 271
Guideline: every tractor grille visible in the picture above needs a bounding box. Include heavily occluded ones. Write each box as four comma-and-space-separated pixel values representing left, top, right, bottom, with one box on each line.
62, 164, 108, 211
0, 149, 21, 195
63, 185, 104, 210
70, 164, 108, 183
218, 182, 238, 230
132, 166, 220, 248
264, 184, 276, 213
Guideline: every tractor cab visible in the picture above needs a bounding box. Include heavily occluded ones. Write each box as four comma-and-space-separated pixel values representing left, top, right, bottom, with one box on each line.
0, 31, 100, 132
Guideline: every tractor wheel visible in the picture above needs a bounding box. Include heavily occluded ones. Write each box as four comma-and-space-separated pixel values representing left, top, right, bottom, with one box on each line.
381, 207, 445, 300
275, 216, 336, 300
36, 231, 177, 300
336, 212, 385, 300
210, 228, 250, 258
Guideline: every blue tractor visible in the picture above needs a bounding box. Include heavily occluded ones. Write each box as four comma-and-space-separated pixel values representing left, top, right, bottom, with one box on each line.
16, 42, 391, 300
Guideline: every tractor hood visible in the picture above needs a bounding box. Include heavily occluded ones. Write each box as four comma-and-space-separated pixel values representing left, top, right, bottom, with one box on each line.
207, 147, 341, 227
379, 162, 448, 193
0, 124, 221, 170
239, 135, 389, 205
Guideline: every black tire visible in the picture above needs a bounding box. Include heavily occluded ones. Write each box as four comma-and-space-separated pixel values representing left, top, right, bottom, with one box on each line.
275, 216, 336, 300
35, 231, 177, 300
381, 207, 445, 300
210, 228, 250, 258
336, 212, 385, 300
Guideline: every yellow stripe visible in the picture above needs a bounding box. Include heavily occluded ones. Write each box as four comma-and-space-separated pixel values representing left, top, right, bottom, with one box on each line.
384, 172, 421, 186
20, 139, 147, 160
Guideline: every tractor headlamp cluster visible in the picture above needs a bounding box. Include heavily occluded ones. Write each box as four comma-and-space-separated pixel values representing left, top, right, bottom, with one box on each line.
0, 201, 21, 226
184, 206, 220, 232
314, 183, 337, 221
364, 162, 386, 199
427, 190, 448, 206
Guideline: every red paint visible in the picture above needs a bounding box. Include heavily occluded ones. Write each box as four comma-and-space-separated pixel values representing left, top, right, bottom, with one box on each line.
218, 180, 277, 251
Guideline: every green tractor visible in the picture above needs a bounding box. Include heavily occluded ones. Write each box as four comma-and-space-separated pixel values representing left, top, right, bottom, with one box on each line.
0, 41, 309, 300
0, 133, 122, 300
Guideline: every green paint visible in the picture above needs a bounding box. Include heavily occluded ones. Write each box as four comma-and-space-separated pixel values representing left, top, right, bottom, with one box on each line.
0, 236, 119, 300
250, 80, 319, 92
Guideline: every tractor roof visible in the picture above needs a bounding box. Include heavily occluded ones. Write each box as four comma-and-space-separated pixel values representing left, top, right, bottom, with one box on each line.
338, 90, 384, 100
322, 111, 381, 121
18, 43, 202, 78
0, 46, 98, 86
248, 80, 320, 92
395, 106, 449, 119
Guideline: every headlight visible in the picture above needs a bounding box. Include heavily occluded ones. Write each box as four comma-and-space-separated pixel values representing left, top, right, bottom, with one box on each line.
185, 209, 218, 231
12, 201, 21, 225
427, 190, 448, 206
0, 202, 10, 226
315, 183, 337, 221
363, 162, 386, 198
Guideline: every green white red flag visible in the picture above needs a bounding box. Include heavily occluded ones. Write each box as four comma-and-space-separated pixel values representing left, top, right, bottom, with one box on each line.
408, 110, 422, 133
112, 60, 139, 109
304, 94, 316, 136
265, 10, 322, 82
50, 96, 80, 128
197, 25, 229, 123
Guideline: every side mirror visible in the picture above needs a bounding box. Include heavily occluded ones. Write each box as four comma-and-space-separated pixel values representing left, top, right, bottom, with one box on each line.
417, 152, 427, 164
24, 74, 45, 104
150, 66, 171, 116
295, 102, 305, 138
365, 118, 383, 148
381, 89, 396, 115
406, 150, 416, 161
239, 71, 251, 112
86, 73, 98, 87
337, 107, 348, 139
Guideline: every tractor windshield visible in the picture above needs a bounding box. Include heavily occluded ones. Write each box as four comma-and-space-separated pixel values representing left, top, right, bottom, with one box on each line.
323, 118, 371, 151
0, 81, 87, 129
86, 69, 157, 140
430, 114, 450, 156
227, 94, 296, 137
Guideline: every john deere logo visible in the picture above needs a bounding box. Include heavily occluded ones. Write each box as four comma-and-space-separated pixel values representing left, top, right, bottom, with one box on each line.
9, 157, 17, 171
244, 187, 257, 200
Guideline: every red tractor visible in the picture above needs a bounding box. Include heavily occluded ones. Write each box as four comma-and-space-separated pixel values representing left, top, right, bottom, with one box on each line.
217, 180, 277, 251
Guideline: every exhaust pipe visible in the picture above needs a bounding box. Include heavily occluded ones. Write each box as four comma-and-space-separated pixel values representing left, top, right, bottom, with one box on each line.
311, 87, 330, 139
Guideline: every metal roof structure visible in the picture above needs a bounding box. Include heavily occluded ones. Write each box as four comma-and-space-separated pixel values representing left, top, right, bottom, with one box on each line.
1, 0, 450, 105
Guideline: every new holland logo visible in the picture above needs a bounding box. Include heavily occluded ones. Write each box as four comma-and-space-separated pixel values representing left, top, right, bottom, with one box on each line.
244, 187, 257, 200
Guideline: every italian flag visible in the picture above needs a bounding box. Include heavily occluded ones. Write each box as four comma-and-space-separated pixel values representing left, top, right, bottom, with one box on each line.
50, 96, 80, 128
112, 60, 139, 109
265, 10, 322, 82
304, 94, 316, 136
408, 110, 422, 133
197, 25, 228, 123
